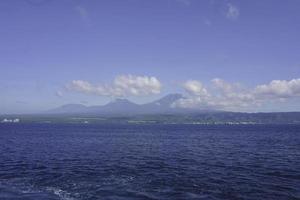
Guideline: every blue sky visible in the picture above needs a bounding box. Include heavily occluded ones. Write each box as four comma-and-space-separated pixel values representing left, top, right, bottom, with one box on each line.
1, 0, 300, 113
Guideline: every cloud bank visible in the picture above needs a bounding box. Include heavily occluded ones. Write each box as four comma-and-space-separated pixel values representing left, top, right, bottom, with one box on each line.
174, 78, 300, 111
254, 79, 300, 98
66, 75, 300, 111
67, 75, 162, 97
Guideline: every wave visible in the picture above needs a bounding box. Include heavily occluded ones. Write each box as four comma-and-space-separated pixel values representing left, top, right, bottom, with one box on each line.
0, 181, 76, 200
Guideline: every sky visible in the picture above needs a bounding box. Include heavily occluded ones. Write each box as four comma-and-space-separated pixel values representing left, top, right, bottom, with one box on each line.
0, 0, 300, 114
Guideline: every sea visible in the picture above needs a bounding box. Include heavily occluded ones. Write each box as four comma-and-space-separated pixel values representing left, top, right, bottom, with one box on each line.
0, 123, 299, 200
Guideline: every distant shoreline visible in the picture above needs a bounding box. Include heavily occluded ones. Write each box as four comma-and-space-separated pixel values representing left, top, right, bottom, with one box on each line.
1, 112, 300, 125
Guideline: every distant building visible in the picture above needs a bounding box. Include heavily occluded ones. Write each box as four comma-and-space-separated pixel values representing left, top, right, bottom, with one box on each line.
1, 118, 20, 123
2, 118, 12, 123
13, 119, 20, 123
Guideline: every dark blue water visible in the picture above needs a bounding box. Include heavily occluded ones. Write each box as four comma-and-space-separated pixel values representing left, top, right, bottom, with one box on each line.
0, 124, 299, 200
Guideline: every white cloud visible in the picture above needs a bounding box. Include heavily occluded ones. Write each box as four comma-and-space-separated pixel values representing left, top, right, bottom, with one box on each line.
211, 78, 234, 93
174, 78, 253, 110
67, 75, 162, 97
174, 78, 300, 111
226, 3, 239, 20
183, 80, 210, 98
255, 79, 300, 98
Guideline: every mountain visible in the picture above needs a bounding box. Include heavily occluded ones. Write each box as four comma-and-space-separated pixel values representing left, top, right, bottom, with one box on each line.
142, 93, 184, 114
46, 93, 209, 115
145, 93, 183, 107
21, 94, 300, 124
87, 98, 141, 115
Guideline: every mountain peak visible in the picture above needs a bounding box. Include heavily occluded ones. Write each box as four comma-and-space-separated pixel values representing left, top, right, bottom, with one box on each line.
153, 93, 183, 106
108, 98, 136, 106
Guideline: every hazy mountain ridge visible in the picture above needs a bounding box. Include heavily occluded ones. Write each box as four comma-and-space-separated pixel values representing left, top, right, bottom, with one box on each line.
46, 93, 192, 115
38, 94, 300, 125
